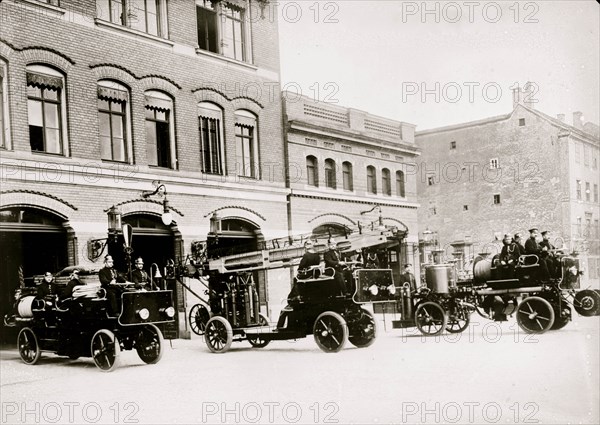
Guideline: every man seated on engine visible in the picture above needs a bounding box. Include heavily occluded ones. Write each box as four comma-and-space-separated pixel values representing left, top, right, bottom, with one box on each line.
539, 230, 562, 278
498, 234, 519, 278
286, 240, 321, 304
524, 228, 551, 279
60, 270, 85, 300
99, 255, 127, 317
37, 272, 58, 301
324, 239, 348, 296
131, 257, 152, 290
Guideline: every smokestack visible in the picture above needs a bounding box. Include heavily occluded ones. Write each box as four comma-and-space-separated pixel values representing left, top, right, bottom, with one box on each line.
573, 112, 583, 129
512, 85, 522, 109
523, 82, 535, 109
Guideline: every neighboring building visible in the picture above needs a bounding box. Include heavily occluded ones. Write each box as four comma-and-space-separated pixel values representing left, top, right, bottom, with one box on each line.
416, 85, 600, 288
0, 0, 287, 337
282, 92, 421, 296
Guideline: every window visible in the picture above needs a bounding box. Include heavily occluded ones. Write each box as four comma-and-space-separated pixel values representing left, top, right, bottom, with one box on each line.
27, 65, 67, 155
145, 90, 175, 169
594, 184, 598, 203
367, 166, 377, 194
574, 142, 580, 163
586, 182, 591, 202
198, 102, 224, 175
519, 118, 525, 126
196, 0, 251, 62
97, 0, 169, 37
98, 80, 130, 162
235, 110, 258, 178
427, 175, 435, 186
396, 171, 405, 197
576, 180, 581, 200
450, 141, 456, 149
577, 217, 582, 237
463, 205, 468, 211
489, 158, 499, 169
324, 159, 336, 189
493, 194, 501, 204
0, 60, 7, 149
382, 168, 391, 196
306, 156, 318, 187
342, 161, 353, 191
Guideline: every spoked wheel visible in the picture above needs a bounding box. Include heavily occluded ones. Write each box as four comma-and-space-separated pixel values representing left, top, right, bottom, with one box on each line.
348, 309, 377, 348
573, 290, 600, 317
247, 314, 271, 348
446, 306, 470, 333
415, 302, 447, 336
135, 324, 164, 364
189, 304, 211, 336
313, 311, 348, 353
18, 327, 41, 365
205, 317, 233, 353
91, 329, 121, 372
517, 297, 555, 334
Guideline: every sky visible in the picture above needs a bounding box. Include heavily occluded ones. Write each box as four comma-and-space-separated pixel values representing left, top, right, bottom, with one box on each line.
277, 0, 600, 131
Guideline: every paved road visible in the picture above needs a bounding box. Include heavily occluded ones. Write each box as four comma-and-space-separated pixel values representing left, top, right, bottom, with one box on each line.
1, 314, 598, 425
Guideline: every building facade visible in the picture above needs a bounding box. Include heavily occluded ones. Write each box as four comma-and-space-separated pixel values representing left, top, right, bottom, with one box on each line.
415, 87, 600, 288
282, 92, 421, 301
0, 0, 288, 336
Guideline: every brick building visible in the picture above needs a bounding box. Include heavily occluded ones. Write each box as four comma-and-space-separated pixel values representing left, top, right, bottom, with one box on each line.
281, 92, 421, 298
415, 86, 600, 288
0, 0, 288, 336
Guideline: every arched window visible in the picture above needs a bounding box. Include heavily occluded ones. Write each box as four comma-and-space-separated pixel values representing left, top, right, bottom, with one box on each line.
324, 158, 336, 189
97, 80, 131, 162
342, 161, 353, 191
396, 171, 406, 197
27, 64, 68, 155
145, 90, 176, 169
367, 165, 377, 194
0, 59, 8, 149
198, 102, 224, 175
235, 110, 259, 178
306, 156, 318, 187
382, 168, 391, 196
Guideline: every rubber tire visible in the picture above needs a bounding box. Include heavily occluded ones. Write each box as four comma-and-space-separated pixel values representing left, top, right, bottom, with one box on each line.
516, 296, 555, 334
18, 327, 41, 365
348, 309, 377, 348
189, 304, 211, 336
135, 324, 164, 364
415, 302, 447, 336
91, 329, 121, 372
247, 313, 271, 348
573, 290, 600, 317
205, 316, 233, 353
313, 311, 348, 353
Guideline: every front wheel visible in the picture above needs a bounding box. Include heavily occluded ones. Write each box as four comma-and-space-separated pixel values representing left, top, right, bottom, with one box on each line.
516, 296, 555, 334
348, 309, 377, 348
573, 290, 600, 317
189, 304, 211, 336
91, 329, 121, 372
18, 327, 41, 365
205, 317, 233, 353
415, 302, 447, 336
247, 314, 271, 348
313, 311, 348, 353
135, 324, 164, 364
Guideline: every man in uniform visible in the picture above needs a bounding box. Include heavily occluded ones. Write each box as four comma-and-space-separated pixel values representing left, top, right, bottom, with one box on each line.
401, 264, 416, 292
524, 228, 551, 279
99, 255, 127, 316
539, 230, 561, 277
131, 257, 151, 290
37, 272, 57, 300
324, 239, 347, 295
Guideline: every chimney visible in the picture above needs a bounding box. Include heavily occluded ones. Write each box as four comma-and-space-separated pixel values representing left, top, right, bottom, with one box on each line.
512, 85, 522, 109
523, 82, 535, 109
557, 114, 565, 122
573, 111, 583, 129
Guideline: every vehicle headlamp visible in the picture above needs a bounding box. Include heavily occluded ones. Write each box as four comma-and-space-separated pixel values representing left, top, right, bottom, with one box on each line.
137, 308, 150, 320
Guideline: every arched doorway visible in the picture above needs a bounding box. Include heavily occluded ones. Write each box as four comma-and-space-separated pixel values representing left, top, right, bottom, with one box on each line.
115, 214, 177, 277
0, 207, 69, 340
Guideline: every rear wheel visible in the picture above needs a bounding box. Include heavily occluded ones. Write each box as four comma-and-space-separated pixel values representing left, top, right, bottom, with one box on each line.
516, 296, 555, 334
18, 327, 41, 365
415, 302, 447, 336
189, 304, 211, 336
573, 290, 600, 317
313, 311, 348, 353
205, 317, 233, 353
446, 306, 470, 333
91, 329, 120, 372
135, 324, 164, 364
348, 309, 377, 348
247, 314, 271, 348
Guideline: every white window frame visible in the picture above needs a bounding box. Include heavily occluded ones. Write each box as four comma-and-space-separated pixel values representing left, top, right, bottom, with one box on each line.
0, 60, 10, 150
198, 101, 225, 175
235, 109, 259, 178
98, 79, 132, 163
145, 90, 176, 169
97, 0, 169, 38
26, 64, 69, 156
